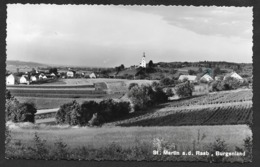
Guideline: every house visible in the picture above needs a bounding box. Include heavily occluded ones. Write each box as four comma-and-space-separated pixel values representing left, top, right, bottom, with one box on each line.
223, 72, 243, 81
6, 74, 17, 85
178, 75, 197, 83
20, 75, 29, 84
50, 73, 56, 77
84, 72, 96, 79
39, 73, 47, 80
67, 70, 75, 78
200, 74, 213, 83
89, 73, 96, 78
30, 75, 38, 82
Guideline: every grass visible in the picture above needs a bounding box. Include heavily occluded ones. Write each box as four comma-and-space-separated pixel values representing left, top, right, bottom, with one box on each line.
9, 124, 251, 150
6, 123, 252, 162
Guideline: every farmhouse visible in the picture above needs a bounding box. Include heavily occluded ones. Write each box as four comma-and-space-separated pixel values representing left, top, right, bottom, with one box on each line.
67, 70, 75, 78
20, 75, 29, 84
178, 75, 197, 83
6, 74, 18, 85
84, 72, 96, 78
30, 75, 38, 82
200, 74, 213, 83
224, 72, 243, 81
39, 73, 47, 80
50, 73, 56, 77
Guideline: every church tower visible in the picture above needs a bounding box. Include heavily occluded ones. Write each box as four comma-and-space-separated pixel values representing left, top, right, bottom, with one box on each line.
140, 52, 146, 68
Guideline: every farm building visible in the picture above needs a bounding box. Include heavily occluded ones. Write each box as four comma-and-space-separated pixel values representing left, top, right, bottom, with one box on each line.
20, 75, 29, 84
84, 72, 96, 78
50, 73, 56, 77
39, 73, 47, 79
200, 74, 213, 83
30, 75, 38, 82
67, 70, 75, 78
178, 75, 197, 83
224, 72, 243, 81
6, 74, 18, 85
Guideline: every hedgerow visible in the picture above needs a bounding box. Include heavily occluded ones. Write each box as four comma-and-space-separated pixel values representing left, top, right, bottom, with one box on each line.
55, 99, 131, 126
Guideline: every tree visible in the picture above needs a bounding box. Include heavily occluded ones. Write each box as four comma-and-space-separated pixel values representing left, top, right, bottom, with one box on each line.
81, 101, 99, 124
175, 81, 194, 98
17, 102, 37, 123
127, 84, 152, 110
55, 100, 81, 125
188, 69, 197, 75
160, 77, 173, 86
166, 88, 174, 97
222, 76, 241, 90
198, 67, 203, 73
213, 67, 221, 76
5, 89, 12, 100
6, 99, 37, 123
120, 64, 125, 70
128, 83, 139, 90
49, 68, 58, 75
148, 60, 154, 68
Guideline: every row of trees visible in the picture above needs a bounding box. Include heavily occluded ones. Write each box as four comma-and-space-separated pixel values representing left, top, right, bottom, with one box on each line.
55, 99, 131, 126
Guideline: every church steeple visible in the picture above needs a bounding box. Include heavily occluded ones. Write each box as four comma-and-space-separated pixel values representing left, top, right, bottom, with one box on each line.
140, 52, 146, 68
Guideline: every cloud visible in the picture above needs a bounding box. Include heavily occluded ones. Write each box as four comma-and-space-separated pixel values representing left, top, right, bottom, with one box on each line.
6, 5, 253, 67
122, 6, 252, 39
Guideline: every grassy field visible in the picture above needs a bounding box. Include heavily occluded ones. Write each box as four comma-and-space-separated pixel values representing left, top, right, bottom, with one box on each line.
6, 123, 252, 161
8, 124, 251, 149
16, 97, 104, 109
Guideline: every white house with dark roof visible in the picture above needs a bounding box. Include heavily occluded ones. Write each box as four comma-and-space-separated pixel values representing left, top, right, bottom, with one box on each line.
30, 75, 38, 82
6, 74, 17, 85
20, 75, 29, 84
224, 72, 243, 81
67, 70, 75, 78
200, 74, 213, 83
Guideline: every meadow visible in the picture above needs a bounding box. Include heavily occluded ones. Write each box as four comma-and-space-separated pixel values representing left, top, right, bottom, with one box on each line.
6, 123, 252, 162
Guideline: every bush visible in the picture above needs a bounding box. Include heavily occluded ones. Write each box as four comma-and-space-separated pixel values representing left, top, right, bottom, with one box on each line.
207, 138, 228, 162
5, 98, 37, 123
6, 89, 12, 100
166, 88, 174, 97
55, 100, 82, 126
160, 77, 173, 86
127, 84, 153, 110
81, 101, 99, 125
28, 132, 49, 159
128, 83, 168, 111
175, 81, 194, 98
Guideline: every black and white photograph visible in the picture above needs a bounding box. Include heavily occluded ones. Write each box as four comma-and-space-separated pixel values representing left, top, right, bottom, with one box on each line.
5, 4, 253, 162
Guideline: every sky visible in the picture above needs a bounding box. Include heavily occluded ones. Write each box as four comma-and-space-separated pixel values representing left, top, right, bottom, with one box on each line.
6, 5, 253, 67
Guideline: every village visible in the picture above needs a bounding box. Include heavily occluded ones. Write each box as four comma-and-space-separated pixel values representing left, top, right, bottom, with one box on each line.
6, 53, 252, 99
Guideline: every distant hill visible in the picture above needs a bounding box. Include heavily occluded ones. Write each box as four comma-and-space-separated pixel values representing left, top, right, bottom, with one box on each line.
6, 60, 49, 67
